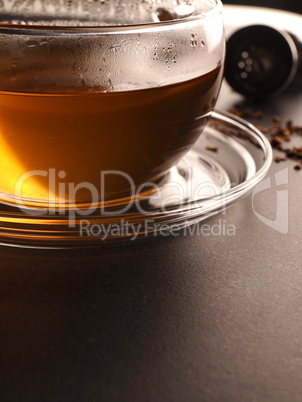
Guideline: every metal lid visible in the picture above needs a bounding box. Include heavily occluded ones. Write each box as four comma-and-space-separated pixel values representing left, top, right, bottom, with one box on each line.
225, 24, 298, 98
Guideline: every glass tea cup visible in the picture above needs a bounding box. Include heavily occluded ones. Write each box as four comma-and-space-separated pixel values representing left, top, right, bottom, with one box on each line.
0, 0, 225, 211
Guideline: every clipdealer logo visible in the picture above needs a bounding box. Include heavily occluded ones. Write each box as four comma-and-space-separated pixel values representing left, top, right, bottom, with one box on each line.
13, 167, 290, 237
252, 167, 288, 234
12, 167, 237, 238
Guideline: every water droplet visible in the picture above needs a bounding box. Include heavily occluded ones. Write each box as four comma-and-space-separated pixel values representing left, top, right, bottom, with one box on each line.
190, 34, 198, 47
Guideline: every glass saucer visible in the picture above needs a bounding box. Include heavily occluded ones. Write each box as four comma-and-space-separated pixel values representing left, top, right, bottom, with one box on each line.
0, 110, 272, 248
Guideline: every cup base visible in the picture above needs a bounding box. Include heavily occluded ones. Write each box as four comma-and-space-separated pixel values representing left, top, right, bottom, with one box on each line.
0, 111, 272, 248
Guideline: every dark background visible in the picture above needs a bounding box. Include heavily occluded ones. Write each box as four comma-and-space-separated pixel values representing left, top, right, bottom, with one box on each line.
223, 0, 302, 13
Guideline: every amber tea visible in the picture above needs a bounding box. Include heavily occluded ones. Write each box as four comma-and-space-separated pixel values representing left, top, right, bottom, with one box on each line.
0, 65, 222, 205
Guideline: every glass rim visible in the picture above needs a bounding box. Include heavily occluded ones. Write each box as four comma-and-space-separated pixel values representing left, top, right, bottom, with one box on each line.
0, 0, 222, 35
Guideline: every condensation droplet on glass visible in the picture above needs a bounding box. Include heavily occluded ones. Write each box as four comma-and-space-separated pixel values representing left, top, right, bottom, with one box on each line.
190, 34, 197, 47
